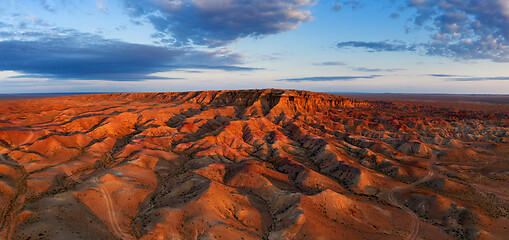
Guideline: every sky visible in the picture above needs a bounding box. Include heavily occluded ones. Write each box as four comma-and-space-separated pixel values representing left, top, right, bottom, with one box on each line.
1, 0, 509, 94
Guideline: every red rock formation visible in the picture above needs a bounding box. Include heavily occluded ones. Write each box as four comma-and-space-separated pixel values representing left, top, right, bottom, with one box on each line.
0, 89, 508, 239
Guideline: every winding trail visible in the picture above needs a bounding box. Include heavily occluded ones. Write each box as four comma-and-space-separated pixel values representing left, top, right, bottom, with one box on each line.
92, 177, 133, 240
0, 130, 133, 239
388, 167, 433, 240
66, 168, 133, 240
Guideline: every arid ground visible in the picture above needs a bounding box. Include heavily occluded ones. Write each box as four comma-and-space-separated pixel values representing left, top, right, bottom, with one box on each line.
0, 89, 508, 239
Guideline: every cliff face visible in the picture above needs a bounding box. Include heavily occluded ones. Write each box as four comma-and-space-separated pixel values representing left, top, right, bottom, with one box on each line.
0, 89, 508, 240
60, 89, 369, 116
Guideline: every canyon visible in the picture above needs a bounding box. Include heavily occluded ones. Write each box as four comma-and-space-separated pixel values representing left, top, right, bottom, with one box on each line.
0, 89, 508, 239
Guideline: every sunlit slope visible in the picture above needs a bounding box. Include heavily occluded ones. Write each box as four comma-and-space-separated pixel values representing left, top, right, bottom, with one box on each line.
0, 89, 508, 239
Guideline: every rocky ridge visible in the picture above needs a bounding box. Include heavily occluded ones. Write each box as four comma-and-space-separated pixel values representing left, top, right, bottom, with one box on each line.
0, 89, 508, 239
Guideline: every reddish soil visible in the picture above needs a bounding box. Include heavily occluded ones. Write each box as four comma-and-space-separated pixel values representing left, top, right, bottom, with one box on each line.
0, 89, 507, 239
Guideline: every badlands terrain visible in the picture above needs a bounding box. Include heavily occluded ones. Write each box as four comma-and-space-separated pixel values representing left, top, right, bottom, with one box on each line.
0, 89, 508, 239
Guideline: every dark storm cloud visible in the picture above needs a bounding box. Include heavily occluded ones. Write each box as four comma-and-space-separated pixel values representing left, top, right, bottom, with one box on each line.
0, 29, 256, 81
123, 0, 315, 47
276, 75, 381, 82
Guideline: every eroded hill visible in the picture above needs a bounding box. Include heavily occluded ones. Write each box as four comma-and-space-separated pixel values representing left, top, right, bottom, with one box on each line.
0, 89, 508, 239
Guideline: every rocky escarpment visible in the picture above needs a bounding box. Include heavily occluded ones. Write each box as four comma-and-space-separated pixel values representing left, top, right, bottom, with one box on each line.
0, 89, 508, 240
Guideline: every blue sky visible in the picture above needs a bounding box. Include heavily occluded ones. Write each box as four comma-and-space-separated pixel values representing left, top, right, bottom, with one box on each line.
1, 0, 508, 94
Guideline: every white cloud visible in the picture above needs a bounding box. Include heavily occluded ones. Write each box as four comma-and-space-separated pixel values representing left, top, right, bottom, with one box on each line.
96, 0, 107, 12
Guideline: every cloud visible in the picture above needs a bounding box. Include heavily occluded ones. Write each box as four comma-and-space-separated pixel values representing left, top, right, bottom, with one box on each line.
332, 3, 343, 11
428, 74, 509, 81
448, 76, 509, 81
123, 0, 315, 47
276, 75, 381, 82
403, 0, 509, 62
336, 1, 509, 62
26, 16, 48, 26
0, 29, 258, 81
313, 61, 346, 66
8, 74, 183, 81
0, 21, 12, 28
389, 13, 400, 19
331, 0, 363, 12
427, 74, 464, 78
337, 41, 416, 52
337, 38, 509, 62
352, 67, 404, 72
345, 0, 363, 10
39, 0, 55, 12
96, 0, 107, 12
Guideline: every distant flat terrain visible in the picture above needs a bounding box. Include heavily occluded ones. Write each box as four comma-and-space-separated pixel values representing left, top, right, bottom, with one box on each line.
0, 93, 107, 101
336, 93, 509, 104
338, 93, 509, 113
